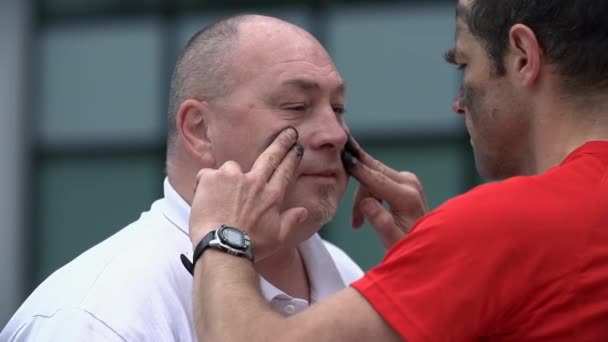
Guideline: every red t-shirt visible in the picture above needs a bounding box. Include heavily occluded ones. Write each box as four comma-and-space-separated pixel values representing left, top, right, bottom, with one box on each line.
352, 141, 608, 341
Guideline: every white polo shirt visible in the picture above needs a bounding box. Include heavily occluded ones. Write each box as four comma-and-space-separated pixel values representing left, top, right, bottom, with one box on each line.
1, 179, 363, 341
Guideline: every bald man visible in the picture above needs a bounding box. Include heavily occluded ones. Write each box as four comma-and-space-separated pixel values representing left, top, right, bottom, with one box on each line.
0, 15, 363, 341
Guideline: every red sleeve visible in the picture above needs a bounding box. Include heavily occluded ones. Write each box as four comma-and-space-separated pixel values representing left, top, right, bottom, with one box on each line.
352, 182, 541, 341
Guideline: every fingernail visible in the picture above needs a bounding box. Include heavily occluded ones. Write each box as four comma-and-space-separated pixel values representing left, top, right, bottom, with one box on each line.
284, 126, 298, 140
341, 149, 358, 171
293, 144, 304, 157
345, 135, 361, 159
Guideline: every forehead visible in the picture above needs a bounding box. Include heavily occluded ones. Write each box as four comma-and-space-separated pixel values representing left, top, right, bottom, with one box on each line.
453, 12, 477, 53
234, 21, 343, 88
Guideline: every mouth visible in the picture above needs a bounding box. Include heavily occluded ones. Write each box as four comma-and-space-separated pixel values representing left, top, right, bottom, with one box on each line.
301, 171, 338, 177
299, 169, 340, 183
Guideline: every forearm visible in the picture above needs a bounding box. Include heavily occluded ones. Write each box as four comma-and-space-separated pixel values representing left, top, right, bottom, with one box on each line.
193, 250, 284, 342
192, 249, 402, 342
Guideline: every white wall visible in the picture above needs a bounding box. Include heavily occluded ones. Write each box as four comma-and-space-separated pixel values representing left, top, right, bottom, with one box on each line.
0, 0, 30, 327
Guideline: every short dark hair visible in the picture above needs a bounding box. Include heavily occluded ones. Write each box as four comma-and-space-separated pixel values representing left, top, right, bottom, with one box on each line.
166, 15, 252, 153
461, 0, 608, 92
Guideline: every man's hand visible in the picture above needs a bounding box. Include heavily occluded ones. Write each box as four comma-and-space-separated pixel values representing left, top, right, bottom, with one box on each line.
345, 137, 429, 249
189, 126, 307, 261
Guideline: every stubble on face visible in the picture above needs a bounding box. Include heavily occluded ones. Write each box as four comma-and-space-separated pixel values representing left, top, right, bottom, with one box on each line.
460, 81, 496, 129
312, 185, 337, 225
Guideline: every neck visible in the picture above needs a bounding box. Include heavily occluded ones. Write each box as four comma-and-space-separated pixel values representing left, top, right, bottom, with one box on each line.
166, 155, 201, 206
531, 92, 608, 174
167, 157, 311, 301
255, 246, 310, 301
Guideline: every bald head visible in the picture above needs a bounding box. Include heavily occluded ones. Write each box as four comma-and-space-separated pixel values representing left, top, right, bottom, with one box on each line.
166, 14, 321, 155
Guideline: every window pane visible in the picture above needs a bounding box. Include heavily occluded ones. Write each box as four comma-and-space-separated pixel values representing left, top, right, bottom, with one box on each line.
322, 141, 467, 270
40, 0, 163, 17
177, 7, 313, 52
38, 18, 163, 145
177, 0, 313, 11
328, 3, 460, 137
41, 0, 123, 16
33, 153, 163, 287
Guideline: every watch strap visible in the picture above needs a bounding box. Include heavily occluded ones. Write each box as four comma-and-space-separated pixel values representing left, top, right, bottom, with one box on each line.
193, 230, 217, 268
180, 230, 216, 276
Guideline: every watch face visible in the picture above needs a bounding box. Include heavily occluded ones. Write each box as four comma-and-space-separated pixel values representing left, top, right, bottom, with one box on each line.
221, 227, 246, 249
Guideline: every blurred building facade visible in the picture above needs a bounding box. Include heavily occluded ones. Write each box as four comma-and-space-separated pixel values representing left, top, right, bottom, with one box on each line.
1, 0, 479, 326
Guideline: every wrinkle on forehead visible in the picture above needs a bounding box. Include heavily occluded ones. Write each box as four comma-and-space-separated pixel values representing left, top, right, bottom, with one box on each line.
228, 16, 343, 90
240, 31, 334, 71
237, 18, 328, 60
276, 59, 337, 71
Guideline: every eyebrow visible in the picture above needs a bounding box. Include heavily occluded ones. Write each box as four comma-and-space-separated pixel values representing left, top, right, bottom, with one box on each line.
280, 78, 346, 96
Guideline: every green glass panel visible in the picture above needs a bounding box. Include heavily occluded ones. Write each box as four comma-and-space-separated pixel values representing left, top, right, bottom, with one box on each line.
329, 3, 460, 135
40, 0, 163, 17
33, 153, 163, 287
39, 19, 163, 145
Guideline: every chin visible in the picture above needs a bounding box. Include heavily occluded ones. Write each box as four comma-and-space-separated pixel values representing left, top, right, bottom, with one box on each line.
288, 179, 340, 210
308, 204, 337, 226
299, 196, 339, 228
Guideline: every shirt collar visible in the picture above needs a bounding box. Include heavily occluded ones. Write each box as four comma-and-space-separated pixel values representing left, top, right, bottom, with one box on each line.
160, 178, 347, 303
161, 178, 191, 236
259, 234, 347, 304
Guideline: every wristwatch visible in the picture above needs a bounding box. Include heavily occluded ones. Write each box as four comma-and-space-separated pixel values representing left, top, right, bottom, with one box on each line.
180, 225, 254, 275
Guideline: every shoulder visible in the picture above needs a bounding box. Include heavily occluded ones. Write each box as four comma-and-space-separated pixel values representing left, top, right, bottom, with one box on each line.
380, 172, 589, 282
433, 178, 532, 229
72, 211, 194, 339
3, 205, 195, 341
394, 176, 547, 255
421, 164, 601, 243
321, 239, 364, 284
1, 307, 126, 342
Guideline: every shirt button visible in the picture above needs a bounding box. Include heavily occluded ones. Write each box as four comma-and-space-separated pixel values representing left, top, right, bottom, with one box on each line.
284, 304, 296, 315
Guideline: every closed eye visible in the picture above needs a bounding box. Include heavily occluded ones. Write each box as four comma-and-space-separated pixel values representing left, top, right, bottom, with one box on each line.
333, 106, 346, 115
284, 104, 308, 111
443, 48, 466, 71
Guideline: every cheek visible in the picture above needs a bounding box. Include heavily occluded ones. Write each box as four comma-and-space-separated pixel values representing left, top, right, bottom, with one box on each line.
462, 83, 492, 126
210, 125, 261, 169
240, 124, 297, 170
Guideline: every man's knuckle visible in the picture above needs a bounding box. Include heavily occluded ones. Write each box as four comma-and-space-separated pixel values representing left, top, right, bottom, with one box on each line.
399, 171, 423, 192
266, 188, 281, 203
266, 155, 280, 170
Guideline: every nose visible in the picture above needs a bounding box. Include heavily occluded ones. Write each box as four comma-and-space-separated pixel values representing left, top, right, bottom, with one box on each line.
308, 107, 348, 151
452, 89, 465, 116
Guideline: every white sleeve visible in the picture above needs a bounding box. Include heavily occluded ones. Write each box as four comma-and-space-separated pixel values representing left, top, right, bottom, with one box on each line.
322, 240, 364, 284
6, 308, 126, 342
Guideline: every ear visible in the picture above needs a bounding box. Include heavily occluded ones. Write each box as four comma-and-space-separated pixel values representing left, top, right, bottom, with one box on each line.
507, 24, 542, 87
175, 99, 215, 165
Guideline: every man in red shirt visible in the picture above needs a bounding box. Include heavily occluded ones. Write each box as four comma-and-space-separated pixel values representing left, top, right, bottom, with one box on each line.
186, 0, 608, 340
